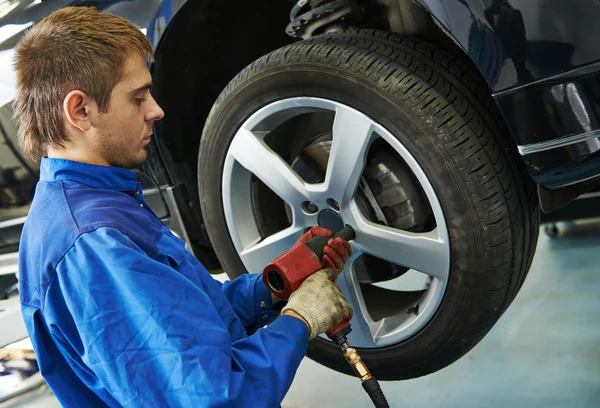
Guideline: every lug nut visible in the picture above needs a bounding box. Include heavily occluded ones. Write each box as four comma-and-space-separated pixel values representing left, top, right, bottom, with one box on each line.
302, 201, 319, 214
327, 198, 340, 212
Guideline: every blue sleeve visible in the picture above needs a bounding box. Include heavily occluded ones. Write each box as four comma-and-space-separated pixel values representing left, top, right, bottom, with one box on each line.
44, 227, 309, 408
220, 273, 280, 332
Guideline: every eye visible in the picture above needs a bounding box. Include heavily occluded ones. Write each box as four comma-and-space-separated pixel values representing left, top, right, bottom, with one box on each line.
135, 98, 146, 105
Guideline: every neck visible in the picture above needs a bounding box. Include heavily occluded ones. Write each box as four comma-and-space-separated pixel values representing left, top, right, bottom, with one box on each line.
46, 147, 110, 167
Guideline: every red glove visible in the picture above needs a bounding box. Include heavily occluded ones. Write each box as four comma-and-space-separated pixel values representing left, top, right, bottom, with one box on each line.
297, 226, 352, 273
297, 226, 333, 244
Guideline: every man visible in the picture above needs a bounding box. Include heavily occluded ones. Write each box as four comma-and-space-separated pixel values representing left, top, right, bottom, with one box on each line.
14, 7, 353, 407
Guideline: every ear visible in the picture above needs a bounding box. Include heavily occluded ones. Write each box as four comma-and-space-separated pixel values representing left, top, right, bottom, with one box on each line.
63, 90, 95, 132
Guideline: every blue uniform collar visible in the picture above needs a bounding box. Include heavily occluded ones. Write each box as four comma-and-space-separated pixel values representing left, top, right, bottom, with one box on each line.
40, 158, 138, 192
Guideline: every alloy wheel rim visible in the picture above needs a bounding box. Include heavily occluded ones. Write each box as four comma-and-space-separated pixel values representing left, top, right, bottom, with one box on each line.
222, 97, 450, 348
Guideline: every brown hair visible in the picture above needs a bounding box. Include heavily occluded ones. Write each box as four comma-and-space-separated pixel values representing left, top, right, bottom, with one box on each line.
12, 6, 153, 161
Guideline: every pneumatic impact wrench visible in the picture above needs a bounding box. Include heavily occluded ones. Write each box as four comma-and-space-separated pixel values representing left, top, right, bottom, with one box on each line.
263, 226, 389, 408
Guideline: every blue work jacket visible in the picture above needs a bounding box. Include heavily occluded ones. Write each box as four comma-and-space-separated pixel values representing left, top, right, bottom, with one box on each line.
18, 158, 309, 407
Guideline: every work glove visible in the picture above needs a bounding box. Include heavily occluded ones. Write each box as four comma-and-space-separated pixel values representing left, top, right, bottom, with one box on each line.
297, 226, 352, 276
281, 269, 353, 340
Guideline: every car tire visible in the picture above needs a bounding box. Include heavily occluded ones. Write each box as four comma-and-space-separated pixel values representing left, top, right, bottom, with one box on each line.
198, 30, 540, 380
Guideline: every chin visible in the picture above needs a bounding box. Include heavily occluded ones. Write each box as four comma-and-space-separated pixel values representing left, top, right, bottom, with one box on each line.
129, 156, 148, 169
114, 152, 148, 170
135, 150, 150, 167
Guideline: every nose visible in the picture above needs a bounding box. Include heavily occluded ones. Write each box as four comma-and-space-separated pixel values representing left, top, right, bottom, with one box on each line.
146, 94, 165, 122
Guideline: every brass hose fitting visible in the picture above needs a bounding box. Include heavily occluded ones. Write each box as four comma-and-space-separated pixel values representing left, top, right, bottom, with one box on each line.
343, 346, 372, 382
335, 339, 389, 407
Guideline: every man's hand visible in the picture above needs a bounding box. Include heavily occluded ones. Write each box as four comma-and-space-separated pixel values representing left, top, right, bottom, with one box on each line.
281, 269, 353, 340
297, 226, 352, 275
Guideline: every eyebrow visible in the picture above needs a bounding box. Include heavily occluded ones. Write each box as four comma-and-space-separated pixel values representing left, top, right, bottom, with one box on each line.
129, 83, 152, 96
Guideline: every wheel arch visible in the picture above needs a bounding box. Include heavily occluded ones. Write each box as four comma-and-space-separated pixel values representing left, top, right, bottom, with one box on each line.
410, 0, 514, 91
155, 0, 600, 200
154, 0, 570, 221
151, 0, 501, 195
151, 0, 295, 194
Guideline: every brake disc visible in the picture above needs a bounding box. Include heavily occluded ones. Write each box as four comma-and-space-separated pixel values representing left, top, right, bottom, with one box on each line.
288, 134, 434, 283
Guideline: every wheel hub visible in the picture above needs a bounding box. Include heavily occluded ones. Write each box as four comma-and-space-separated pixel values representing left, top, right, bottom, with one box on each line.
318, 208, 344, 232
289, 133, 434, 284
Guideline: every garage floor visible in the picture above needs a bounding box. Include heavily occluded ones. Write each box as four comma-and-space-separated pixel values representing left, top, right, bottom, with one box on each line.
282, 222, 600, 408
4, 222, 599, 408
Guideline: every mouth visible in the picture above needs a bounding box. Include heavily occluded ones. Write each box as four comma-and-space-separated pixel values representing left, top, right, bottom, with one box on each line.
142, 134, 153, 145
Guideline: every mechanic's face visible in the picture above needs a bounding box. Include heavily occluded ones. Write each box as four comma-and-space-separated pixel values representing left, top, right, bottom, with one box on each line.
95, 53, 164, 169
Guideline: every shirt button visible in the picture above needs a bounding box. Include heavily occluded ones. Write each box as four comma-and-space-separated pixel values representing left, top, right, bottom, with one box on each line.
262, 315, 267, 320
260, 301, 266, 308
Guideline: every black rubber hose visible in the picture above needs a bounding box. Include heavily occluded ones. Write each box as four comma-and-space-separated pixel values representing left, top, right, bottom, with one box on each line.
362, 377, 389, 408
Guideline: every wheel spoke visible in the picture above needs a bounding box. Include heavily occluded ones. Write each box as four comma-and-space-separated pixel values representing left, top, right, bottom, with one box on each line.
349, 203, 450, 281
229, 128, 312, 206
334, 257, 379, 347
238, 226, 304, 274
323, 105, 375, 205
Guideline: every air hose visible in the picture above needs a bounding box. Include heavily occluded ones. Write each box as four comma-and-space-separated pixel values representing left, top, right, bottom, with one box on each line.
362, 377, 389, 408
330, 332, 390, 408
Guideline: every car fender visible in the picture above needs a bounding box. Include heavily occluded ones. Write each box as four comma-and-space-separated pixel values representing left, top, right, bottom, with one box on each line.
414, 0, 600, 93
